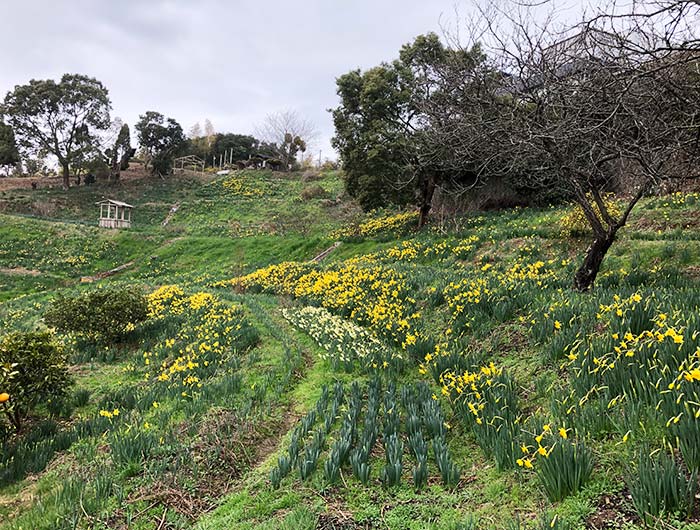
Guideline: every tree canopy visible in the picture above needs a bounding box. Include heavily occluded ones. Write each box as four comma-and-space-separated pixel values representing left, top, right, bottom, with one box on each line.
332, 33, 487, 225
209, 133, 258, 166
135, 111, 185, 176
106, 123, 133, 182
1, 74, 111, 188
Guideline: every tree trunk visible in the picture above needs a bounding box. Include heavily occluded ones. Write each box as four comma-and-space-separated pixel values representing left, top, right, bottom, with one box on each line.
2, 405, 21, 432
418, 176, 436, 228
573, 230, 617, 291
61, 163, 70, 190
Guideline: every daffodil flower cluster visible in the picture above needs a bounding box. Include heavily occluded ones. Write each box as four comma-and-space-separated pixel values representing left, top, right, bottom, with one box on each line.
144, 285, 257, 398
338, 235, 481, 266
330, 211, 419, 240
99, 408, 120, 420
281, 306, 405, 374
438, 362, 507, 427
558, 193, 622, 237
223, 261, 421, 349
516, 423, 568, 469
444, 258, 559, 332
517, 423, 593, 501
218, 172, 266, 197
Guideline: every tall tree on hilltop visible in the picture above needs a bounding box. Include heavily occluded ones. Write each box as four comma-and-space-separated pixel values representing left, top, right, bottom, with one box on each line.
204, 119, 215, 148
108, 123, 133, 182
135, 111, 185, 176
209, 133, 258, 166
1, 74, 111, 189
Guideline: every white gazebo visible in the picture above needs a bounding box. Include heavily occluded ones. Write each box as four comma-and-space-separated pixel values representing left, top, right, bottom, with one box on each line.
97, 199, 133, 229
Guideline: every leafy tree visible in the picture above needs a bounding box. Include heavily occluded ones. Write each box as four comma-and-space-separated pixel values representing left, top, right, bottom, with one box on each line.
0, 121, 20, 175
332, 33, 486, 225
0, 331, 72, 431
135, 111, 185, 176
209, 133, 258, 166
332, 65, 415, 211
1, 74, 111, 189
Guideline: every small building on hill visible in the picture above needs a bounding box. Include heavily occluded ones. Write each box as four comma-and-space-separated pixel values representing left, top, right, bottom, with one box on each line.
97, 199, 133, 229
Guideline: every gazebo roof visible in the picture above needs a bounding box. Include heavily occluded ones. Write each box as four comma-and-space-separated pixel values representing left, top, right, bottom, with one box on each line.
96, 199, 134, 208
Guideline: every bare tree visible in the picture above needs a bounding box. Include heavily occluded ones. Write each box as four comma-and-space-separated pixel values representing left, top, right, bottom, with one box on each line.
204, 119, 215, 148
255, 109, 319, 170
423, 0, 700, 290
189, 122, 202, 139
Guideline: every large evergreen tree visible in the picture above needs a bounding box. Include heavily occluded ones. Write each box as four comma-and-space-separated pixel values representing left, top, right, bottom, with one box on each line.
1, 74, 111, 189
135, 111, 184, 176
332, 33, 486, 226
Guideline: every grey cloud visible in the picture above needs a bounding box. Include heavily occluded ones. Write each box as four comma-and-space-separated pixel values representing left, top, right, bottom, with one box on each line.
0, 0, 588, 159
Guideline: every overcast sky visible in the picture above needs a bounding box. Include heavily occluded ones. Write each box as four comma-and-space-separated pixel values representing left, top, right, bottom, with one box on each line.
0, 0, 588, 161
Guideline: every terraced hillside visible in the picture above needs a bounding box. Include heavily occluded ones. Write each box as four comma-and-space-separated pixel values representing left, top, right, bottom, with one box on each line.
1, 170, 699, 529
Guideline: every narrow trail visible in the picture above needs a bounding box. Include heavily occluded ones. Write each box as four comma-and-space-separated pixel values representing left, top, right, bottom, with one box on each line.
312, 241, 342, 262
161, 203, 180, 227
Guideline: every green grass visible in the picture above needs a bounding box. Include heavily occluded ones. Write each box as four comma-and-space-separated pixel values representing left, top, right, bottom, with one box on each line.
1, 171, 700, 529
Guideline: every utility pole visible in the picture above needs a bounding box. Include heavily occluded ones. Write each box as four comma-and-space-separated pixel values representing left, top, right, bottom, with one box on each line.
318, 150, 322, 168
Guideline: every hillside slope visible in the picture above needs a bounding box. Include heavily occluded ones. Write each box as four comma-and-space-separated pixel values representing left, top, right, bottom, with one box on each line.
1, 172, 699, 530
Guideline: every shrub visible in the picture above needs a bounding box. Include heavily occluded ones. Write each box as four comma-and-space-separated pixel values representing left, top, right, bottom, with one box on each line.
151, 151, 175, 176
300, 184, 328, 200
301, 169, 322, 182
0, 331, 73, 431
44, 287, 148, 343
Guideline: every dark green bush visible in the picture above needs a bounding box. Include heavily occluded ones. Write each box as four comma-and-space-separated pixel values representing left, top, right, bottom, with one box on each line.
0, 331, 73, 431
44, 287, 148, 343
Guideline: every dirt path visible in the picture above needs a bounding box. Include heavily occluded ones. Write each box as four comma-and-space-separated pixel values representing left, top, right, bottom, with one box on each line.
161, 203, 180, 227
0, 267, 41, 276
312, 241, 342, 262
